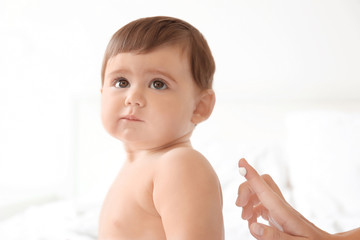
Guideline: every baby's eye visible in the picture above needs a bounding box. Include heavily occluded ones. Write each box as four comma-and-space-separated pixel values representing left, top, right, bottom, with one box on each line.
114, 78, 130, 88
150, 80, 168, 90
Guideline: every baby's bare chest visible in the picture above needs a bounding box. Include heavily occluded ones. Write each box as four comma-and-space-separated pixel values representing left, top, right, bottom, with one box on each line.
98, 164, 165, 239
102, 167, 157, 216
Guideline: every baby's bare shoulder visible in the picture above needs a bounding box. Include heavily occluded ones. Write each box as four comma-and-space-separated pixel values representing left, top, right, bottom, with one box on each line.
154, 147, 219, 190
157, 147, 213, 173
152, 147, 224, 240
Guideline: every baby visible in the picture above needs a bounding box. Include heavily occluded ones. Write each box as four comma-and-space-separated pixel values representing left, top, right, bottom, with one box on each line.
98, 16, 224, 240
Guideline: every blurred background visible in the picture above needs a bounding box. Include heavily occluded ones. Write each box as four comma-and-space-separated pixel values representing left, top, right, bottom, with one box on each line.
0, 0, 359, 239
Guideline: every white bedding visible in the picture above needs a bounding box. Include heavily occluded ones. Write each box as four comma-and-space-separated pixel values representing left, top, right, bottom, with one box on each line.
0, 199, 99, 240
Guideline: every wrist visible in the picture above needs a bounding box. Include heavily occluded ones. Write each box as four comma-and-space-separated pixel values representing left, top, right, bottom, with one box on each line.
313, 228, 333, 240
326, 233, 339, 240
330, 228, 360, 240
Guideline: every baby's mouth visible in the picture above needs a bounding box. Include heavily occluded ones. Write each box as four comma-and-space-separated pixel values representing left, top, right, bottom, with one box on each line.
121, 115, 143, 122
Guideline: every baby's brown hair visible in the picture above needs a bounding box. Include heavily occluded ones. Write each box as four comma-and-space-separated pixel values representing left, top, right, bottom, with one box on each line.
101, 16, 215, 89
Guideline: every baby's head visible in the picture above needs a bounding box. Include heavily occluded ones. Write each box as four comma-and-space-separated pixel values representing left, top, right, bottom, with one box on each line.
101, 16, 215, 90
101, 16, 216, 149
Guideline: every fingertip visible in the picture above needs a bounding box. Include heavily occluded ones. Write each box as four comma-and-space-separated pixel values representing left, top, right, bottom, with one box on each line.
236, 193, 248, 207
250, 222, 265, 237
238, 159, 272, 199
235, 194, 242, 207
235, 198, 240, 207
238, 167, 247, 177
238, 158, 247, 167
238, 159, 249, 177
251, 222, 286, 240
238, 158, 258, 181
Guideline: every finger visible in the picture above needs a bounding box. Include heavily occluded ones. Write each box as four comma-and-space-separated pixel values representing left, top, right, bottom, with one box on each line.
237, 173, 283, 207
237, 182, 260, 208
247, 205, 286, 234
250, 223, 306, 240
253, 204, 270, 221
238, 158, 284, 213
241, 194, 260, 220
250, 205, 284, 233
262, 174, 285, 200
242, 203, 253, 220
247, 205, 269, 229
236, 181, 253, 207
238, 159, 306, 234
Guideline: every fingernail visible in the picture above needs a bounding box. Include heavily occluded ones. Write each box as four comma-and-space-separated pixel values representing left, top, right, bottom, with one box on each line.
238, 167, 247, 177
251, 223, 264, 236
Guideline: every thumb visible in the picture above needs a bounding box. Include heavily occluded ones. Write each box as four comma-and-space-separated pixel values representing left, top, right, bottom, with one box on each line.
250, 223, 306, 240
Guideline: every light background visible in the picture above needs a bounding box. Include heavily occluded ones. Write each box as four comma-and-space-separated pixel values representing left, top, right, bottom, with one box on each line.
1, 0, 360, 239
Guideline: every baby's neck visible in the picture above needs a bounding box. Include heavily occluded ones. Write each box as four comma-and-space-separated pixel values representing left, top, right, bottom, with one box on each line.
123, 136, 193, 162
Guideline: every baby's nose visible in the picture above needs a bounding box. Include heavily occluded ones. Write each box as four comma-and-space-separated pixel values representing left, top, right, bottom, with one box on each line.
125, 88, 145, 107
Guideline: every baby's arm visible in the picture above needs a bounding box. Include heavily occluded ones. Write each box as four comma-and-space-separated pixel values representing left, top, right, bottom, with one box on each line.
153, 148, 224, 240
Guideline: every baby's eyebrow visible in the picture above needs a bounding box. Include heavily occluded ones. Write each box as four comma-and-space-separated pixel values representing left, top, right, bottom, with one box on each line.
105, 69, 130, 78
147, 70, 177, 83
105, 68, 177, 84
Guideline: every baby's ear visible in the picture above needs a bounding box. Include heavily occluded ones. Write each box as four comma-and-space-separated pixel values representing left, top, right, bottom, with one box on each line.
191, 89, 216, 124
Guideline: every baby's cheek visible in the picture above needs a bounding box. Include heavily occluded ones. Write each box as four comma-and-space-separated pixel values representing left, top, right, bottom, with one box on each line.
101, 104, 116, 131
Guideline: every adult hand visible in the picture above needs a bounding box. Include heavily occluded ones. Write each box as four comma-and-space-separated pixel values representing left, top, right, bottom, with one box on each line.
236, 158, 331, 240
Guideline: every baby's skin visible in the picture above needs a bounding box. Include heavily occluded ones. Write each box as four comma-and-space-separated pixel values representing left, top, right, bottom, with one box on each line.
98, 142, 223, 240
98, 44, 224, 240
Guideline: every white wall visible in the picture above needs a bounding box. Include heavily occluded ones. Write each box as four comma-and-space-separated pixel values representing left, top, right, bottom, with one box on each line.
1, 0, 360, 233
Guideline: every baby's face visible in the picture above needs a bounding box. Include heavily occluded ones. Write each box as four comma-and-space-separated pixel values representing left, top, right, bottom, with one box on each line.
101, 45, 201, 150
